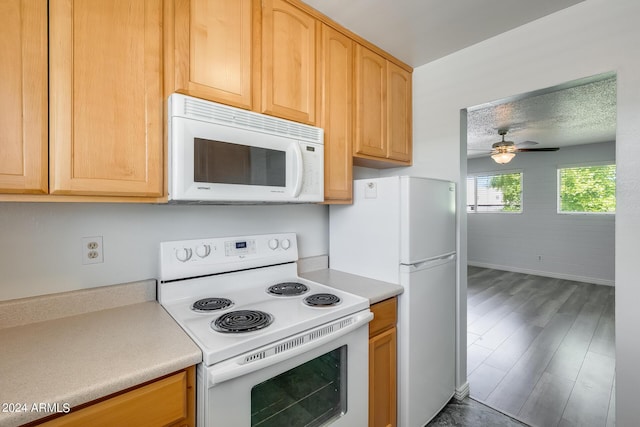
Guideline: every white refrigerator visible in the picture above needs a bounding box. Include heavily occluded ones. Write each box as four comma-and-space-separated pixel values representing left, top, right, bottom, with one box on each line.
330, 176, 456, 427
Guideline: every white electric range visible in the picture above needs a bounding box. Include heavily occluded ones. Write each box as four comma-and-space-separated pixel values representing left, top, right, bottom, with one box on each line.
158, 233, 372, 427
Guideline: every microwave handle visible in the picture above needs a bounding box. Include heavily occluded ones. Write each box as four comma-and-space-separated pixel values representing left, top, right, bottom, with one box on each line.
292, 143, 304, 198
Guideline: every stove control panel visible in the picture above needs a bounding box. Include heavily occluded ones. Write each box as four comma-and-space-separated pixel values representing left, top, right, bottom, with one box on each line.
225, 239, 256, 256
159, 233, 299, 281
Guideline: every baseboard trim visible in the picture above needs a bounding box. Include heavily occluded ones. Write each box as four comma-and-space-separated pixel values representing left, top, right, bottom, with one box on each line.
467, 261, 615, 287
454, 382, 470, 401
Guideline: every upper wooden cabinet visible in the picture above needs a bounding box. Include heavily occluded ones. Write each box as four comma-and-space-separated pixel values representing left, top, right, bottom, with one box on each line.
261, 0, 317, 124
49, 0, 163, 197
0, 0, 48, 194
387, 62, 412, 163
354, 45, 412, 168
319, 24, 353, 203
167, 0, 255, 110
354, 45, 387, 159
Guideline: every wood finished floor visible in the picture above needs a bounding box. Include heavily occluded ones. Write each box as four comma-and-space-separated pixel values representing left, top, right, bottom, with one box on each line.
467, 267, 615, 427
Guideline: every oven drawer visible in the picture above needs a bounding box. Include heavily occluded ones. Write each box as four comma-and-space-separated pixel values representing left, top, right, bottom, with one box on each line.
35, 367, 195, 427
369, 297, 397, 338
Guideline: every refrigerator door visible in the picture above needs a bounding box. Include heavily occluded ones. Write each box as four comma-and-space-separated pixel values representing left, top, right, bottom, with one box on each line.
330, 177, 402, 284
400, 177, 456, 265
397, 255, 456, 427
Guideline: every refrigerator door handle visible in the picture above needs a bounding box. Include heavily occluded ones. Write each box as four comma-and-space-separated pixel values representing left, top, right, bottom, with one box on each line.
401, 252, 456, 272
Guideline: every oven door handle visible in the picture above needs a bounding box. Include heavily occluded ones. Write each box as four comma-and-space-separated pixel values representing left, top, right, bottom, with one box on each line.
207, 310, 373, 386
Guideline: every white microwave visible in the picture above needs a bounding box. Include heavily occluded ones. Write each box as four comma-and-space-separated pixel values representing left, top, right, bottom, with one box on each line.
168, 94, 324, 203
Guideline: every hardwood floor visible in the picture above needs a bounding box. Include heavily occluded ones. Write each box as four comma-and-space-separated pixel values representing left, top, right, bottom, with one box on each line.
467, 266, 615, 427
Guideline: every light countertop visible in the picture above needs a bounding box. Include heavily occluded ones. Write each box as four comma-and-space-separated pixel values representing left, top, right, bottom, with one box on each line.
300, 268, 403, 304
0, 282, 202, 427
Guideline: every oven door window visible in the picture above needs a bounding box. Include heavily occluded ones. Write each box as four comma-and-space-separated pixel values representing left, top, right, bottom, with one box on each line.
251, 346, 347, 427
194, 138, 286, 187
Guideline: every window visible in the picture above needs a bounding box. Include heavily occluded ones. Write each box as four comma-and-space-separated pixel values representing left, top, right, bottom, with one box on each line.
558, 164, 616, 213
467, 172, 522, 213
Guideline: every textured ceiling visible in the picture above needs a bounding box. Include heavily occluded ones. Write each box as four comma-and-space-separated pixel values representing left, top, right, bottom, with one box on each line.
301, 0, 584, 67
466, 75, 617, 158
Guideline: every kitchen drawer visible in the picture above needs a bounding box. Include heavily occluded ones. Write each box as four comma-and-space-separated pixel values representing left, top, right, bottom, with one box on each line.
35, 367, 194, 427
369, 297, 397, 338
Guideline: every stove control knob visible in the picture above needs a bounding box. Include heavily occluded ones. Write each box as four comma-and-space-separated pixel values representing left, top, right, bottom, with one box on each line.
175, 247, 193, 262
281, 239, 291, 250
195, 244, 211, 259
268, 238, 279, 250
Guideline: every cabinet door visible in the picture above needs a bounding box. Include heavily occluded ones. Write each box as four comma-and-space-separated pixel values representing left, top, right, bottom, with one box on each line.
262, 0, 317, 124
355, 45, 387, 158
369, 327, 397, 427
171, 0, 254, 110
320, 24, 353, 203
387, 62, 412, 162
49, 0, 163, 197
0, 0, 48, 194
38, 369, 193, 427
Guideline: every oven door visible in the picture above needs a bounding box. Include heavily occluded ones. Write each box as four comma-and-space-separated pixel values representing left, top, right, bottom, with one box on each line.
197, 310, 372, 427
170, 115, 318, 203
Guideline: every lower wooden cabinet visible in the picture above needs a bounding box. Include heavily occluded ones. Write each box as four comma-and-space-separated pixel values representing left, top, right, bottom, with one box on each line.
369, 298, 397, 427
35, 367, 195, 427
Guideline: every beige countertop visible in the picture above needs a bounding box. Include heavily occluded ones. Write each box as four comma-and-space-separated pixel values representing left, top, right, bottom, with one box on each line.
0, 282, 202, 427
301, 268, 403, 304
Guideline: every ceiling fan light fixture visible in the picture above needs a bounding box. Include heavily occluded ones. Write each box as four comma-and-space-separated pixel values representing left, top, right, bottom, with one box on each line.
491, 151, 516, 164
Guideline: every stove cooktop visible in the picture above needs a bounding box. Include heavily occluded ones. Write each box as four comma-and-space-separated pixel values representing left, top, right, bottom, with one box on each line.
158, 234, 370, 366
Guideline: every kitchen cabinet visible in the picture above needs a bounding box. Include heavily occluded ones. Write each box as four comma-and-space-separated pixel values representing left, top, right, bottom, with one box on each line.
369, 297, 397, 427
0, 0, 48, 194
49, 0, 163, 197
354, 45, 412, 168
166, 0, 256, 110
386, 62, 412, 163
36, 367, 195, 427
319, 24, 353, 203
261, 0, 317, 125
166, 0, 317, 125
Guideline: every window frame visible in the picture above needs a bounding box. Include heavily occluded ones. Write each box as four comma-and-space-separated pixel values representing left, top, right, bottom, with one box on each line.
556, 161, 616, 215
467, 169, 524, 214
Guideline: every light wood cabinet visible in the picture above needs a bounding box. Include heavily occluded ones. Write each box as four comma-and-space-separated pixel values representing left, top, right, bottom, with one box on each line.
387, 62, 412, 163
319, 24, 353, 203
36, 367, 195, 427
369, 297, 397, 427
166, 0, 255, 110
354, 45, 412, 168
355, 45, 387, 160
49, 0, 163, 197
0, 0, 48, 194
261, 0, 317, 124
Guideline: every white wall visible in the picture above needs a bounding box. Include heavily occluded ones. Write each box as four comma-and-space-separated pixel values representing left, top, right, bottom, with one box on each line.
467, 142, 615, 285
405, 0, 640, 424
0, 203, 327, 301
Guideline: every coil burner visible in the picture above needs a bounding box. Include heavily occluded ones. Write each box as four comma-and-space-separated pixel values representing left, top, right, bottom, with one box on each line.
267, 282, 309, 296
303, 293, 341, 307
192, 298, 233, 312
212, 310, 274, 333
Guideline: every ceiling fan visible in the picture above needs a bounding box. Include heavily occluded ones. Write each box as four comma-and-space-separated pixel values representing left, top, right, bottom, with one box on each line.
489, 129, 559, 164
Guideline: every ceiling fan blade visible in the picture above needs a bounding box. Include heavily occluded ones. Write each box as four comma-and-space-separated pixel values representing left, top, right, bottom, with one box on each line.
517, 147, 560, 152
515, 140, 539, 148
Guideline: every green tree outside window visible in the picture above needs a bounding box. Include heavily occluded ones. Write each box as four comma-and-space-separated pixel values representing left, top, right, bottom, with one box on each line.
559, 165, 616, 213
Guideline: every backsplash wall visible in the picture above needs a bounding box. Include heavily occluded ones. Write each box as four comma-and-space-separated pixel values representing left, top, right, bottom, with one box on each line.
0, 203, 328, 301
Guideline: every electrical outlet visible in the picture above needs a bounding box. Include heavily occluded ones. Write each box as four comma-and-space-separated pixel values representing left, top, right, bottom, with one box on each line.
82, 236, 104, 265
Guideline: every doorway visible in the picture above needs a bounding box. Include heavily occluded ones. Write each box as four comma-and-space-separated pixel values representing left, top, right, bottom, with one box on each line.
462, 74, 616, 427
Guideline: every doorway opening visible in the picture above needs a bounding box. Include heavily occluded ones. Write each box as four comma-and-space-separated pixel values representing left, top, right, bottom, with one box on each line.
462, 73, 616, 427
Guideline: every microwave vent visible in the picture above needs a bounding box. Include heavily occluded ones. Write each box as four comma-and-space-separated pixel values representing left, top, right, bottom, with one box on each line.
182, 96, 322, 144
